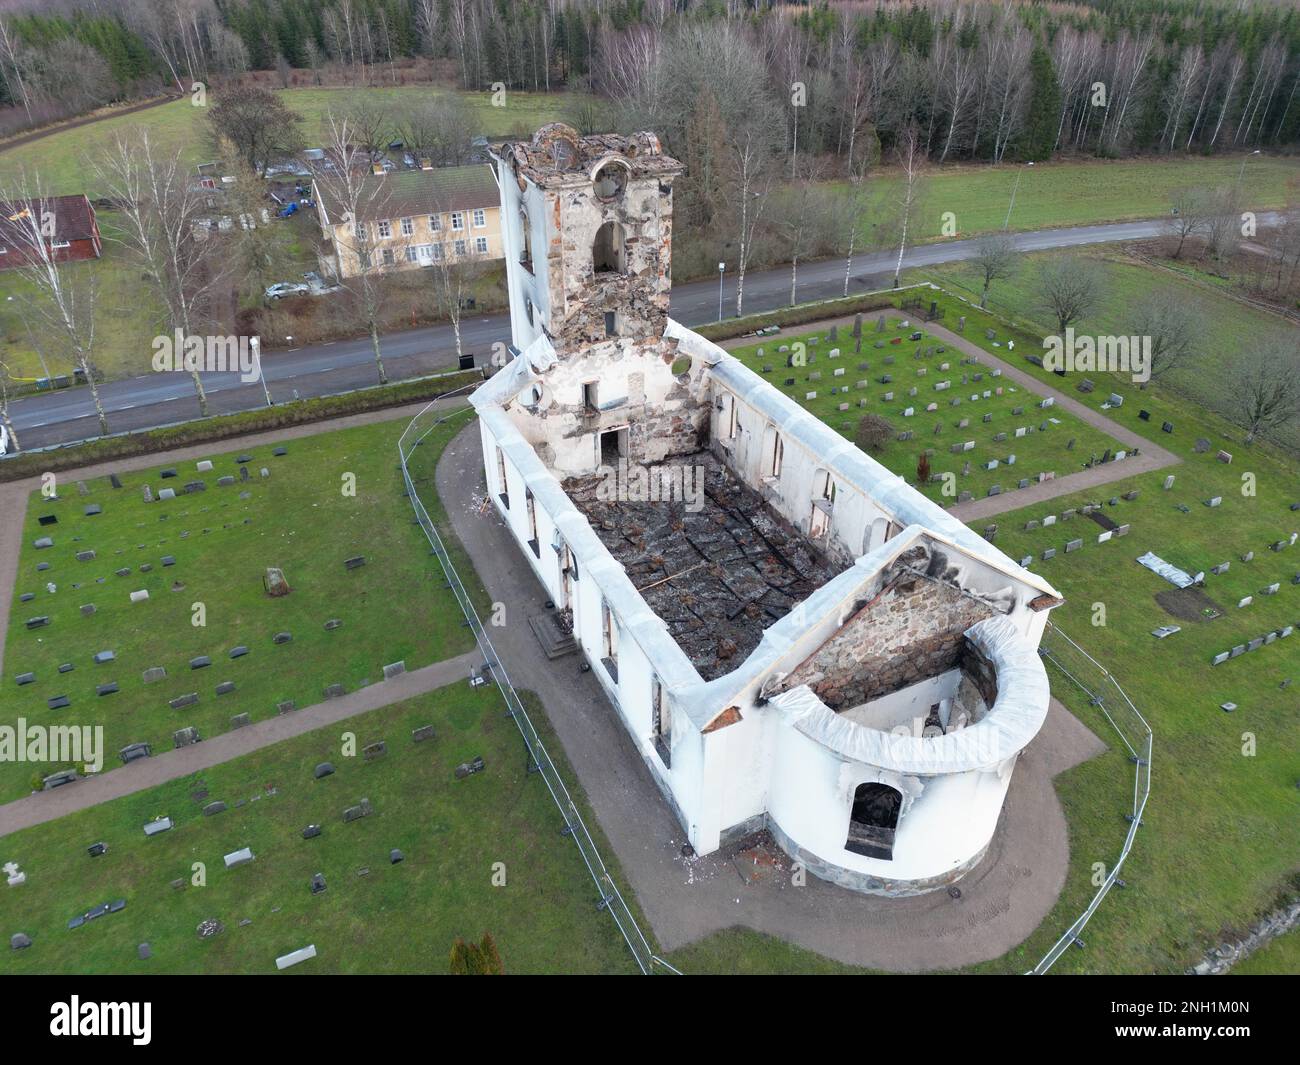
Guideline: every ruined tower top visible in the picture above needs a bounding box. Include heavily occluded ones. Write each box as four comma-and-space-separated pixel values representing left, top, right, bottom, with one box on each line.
490, 125, 684, 352
495, 123, 683, 191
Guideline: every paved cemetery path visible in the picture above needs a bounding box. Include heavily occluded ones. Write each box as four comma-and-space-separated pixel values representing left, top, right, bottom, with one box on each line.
435, 422, 1108, 972
0, 397, 470, 683
0, 649, 481, 836
720, 314, 1182, 525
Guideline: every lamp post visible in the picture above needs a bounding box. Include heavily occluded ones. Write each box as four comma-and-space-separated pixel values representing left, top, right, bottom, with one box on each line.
1003, 161, 1034, 231
717, 262, 726, 322
1236, 149, 1261, 192
250, 335, 272, 407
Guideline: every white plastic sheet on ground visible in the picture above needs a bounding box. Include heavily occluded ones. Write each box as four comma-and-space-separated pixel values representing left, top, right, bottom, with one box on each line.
1136, 551, 1195, 589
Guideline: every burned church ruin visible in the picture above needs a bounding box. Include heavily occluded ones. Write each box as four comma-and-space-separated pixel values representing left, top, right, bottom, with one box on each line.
472, 124, 1062, 895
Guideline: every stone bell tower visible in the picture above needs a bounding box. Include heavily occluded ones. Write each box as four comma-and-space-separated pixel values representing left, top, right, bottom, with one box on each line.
490, 124, 684, 356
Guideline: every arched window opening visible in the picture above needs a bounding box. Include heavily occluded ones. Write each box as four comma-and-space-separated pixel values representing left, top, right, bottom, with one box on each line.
594, 163, 628, 201
592, 220, 626, 274
845, 782, 901, 860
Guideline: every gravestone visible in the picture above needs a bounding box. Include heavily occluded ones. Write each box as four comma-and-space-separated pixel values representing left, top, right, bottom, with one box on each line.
230, 713, 250, 729
302, 825, 322, 839
203, 801, 227, 817
323, 683, 345, 699
173, 727, 200, 748
314, 763, 335, 779
170, 692, 199, 709
412, 724, 436, 743
363, 741, 387, 761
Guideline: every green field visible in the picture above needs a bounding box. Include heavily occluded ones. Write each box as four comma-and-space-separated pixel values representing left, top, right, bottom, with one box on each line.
0, 87, 590, 197
694, 275, 1300, 975
855, 154, 1300, 243
0, 411, 480, 803
725, 315, 1122, 505
0, 683, 639, 975
918, 249, 1300, 451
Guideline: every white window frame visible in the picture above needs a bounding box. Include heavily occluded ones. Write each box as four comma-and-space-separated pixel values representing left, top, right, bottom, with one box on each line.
472, 208, 486, 228
454, 238, 467, 256
450, 211, 464, 231
376, 220, 391, 239
475, 235, 488, 254
400, 217, 414, 236
428, 214, 442, 232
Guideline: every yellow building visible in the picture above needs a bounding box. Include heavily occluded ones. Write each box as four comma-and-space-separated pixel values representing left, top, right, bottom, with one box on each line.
314, 163, 503, 280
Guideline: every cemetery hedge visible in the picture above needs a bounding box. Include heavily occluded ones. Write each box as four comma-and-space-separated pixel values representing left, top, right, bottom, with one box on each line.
0, 370, 482, 484
695, 290, 902, 342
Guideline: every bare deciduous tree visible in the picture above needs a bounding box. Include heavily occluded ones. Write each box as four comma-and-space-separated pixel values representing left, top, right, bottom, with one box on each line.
95, 130, 223, 416
208, 86, 303, 175
315, 112, 400, 384
1232, 339, 1300, 444
0, 175, 109, 435
891, 123, 924, 288
1037, 254, 1104, 335
0, 360, 19, 454
1167, 186, 1211, 258
971, 232, 1019, 309
1129, 293, 1203, 381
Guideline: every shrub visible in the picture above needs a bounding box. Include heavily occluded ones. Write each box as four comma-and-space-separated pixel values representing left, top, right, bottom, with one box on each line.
855, 413, 893, 454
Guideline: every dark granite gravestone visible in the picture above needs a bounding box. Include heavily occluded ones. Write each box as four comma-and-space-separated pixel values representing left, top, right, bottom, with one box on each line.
302, 824, 322, 839
314, 763, 335, 779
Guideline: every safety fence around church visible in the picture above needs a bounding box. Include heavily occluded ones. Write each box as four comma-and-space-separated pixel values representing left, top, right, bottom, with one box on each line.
398, 400, 680, 976
1030, 621, 1153, 974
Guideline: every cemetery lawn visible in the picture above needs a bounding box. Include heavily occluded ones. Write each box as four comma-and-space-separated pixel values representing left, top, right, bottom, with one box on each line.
686, 281, 1299, 975
918, 247, 1300, 451
890, 282, 1298, 975
0, 684, 640, 974
725, 317, 1122, 505
0, 409, 485, 803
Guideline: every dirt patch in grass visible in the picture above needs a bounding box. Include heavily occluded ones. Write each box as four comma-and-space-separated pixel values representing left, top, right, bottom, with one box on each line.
1156, 585, 1225, 623
1088, 509, 1119, 532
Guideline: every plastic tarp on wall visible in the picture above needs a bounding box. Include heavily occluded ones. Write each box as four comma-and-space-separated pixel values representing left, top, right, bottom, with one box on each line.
771, 614, 1051, 774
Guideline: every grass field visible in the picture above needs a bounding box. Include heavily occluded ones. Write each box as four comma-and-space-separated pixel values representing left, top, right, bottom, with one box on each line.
725, 315, 1122, 505
683, 274, 1300, 975
0, 87, 591, 197
918, 248, 1300, 452
0, 683, 640, 974
0, 410, 482, 803
883, 281, 1300, 974
852, 153, 1300, 243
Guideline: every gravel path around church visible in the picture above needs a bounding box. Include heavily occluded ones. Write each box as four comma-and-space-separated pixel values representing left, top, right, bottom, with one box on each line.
0, 649, 480, 837
436, 421, 1108, 972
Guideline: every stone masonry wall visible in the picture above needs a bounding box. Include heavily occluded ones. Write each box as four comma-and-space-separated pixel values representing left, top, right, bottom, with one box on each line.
778, 574, 995, 710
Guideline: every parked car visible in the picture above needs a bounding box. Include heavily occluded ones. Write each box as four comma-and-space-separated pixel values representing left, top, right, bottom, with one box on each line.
265, 282, 309, 301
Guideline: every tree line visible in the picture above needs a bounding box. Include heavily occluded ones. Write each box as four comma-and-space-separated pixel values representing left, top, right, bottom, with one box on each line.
2, 1, 1300, 160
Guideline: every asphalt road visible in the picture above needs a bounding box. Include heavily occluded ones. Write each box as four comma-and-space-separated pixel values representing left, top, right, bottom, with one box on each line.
5, 216, 1208, 450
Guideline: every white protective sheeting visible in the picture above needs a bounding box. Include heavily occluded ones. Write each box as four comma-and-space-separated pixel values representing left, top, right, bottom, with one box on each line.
1136, 551, 1196, 589
769, 614, 1050, 774
469, 332, 556, 410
